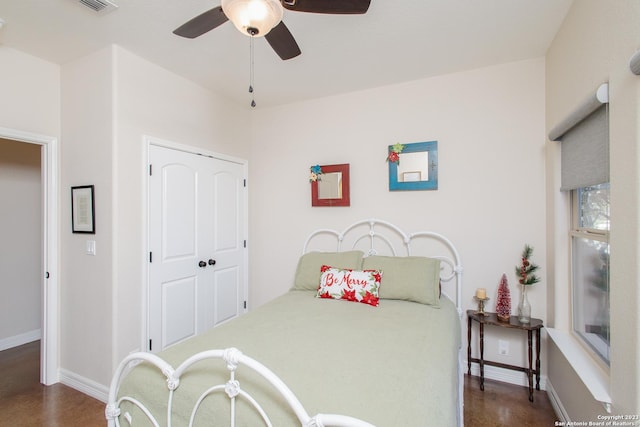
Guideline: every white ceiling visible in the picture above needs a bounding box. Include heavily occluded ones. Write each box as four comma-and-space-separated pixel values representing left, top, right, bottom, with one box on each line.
0, 0, 573, 109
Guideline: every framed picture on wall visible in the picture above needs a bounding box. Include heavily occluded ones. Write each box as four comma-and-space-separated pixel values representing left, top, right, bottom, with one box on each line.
71, 185, 95, 234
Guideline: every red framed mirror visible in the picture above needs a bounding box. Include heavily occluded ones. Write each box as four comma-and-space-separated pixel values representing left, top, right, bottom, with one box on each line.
311, 163, 350, 207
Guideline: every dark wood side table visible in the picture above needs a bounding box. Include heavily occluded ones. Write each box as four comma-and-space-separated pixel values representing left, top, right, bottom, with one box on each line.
467, 310, 543, 402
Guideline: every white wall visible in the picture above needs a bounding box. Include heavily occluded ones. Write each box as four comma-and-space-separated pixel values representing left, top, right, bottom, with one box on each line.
57, 45, 253, 386
249, 58, 547, 377
112, 46, 251, 367
60, 46, 114, 386
0, 139, 42, 347
545, 0, 640, 418
0, 47, 60, 135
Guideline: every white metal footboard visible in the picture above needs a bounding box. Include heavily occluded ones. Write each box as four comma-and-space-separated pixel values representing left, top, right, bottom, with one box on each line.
106, 347, 375, 427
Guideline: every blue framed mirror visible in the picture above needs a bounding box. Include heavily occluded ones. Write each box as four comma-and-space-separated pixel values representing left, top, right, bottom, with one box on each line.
388, 141, 438, 191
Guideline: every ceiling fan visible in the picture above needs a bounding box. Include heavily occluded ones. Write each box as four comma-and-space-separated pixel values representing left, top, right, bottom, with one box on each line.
173, 0, 372, 60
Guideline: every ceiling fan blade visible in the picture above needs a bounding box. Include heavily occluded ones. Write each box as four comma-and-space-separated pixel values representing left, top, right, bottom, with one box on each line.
173, 6, 229, 39
265, 21, 301, 60
282, 0, 371, 14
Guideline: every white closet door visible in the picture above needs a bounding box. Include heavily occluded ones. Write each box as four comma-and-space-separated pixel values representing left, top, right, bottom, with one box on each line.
208, 157, 246, 328
148, 145, 246, 352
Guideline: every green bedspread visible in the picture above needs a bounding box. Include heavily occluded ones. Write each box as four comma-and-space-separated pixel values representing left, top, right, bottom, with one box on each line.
116, 290, 461, 426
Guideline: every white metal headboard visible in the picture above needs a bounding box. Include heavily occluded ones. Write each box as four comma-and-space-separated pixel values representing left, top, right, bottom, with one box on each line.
302, 218, 463, 315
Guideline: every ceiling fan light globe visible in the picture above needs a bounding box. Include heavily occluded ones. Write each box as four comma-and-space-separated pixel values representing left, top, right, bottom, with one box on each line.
221, 0, 283, 37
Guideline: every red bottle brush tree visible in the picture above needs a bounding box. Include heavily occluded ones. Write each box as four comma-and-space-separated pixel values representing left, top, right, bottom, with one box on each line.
495, 273, 511, 321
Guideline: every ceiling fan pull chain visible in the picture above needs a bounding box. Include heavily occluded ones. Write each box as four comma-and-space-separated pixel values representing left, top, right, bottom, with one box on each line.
249, 36, 256, 108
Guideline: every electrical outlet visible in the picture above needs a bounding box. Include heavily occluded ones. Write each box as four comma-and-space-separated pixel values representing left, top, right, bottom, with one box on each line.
498, 340, 509, 356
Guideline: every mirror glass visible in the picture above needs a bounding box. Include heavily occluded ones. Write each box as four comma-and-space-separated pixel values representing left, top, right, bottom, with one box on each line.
397, 152, 429, 182
318, 172, 342, 199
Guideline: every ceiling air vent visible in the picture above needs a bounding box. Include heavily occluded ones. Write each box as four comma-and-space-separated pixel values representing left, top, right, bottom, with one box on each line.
77, 0, 118, 14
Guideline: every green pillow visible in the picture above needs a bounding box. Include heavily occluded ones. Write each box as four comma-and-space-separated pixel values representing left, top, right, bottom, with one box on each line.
293, 251, 364, 291
362, 256, 441, 307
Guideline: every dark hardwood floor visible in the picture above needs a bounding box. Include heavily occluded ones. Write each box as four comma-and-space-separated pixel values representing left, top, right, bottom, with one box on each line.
1, 341, 558, 426
464, 374, 559, 427
0, 341, 105, 426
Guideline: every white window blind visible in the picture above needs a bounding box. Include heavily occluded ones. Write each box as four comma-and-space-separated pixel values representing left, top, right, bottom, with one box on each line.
549, 83, 609, 191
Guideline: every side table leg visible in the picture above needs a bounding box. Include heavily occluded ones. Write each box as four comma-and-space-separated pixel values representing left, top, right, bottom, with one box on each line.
527, 330, 534, 402
467, 316, 472, 375
536, 329, 541, 390
480, 323, 485, 391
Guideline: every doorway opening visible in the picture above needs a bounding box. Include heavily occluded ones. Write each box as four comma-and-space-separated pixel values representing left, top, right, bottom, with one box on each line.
0, 127, 59, 385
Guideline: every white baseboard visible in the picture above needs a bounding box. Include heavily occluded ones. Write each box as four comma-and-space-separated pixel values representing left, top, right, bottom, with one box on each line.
59, 368, 109, 403
0, 329, 41, 351
467, 360, 547, 390
545, 378, 569, 423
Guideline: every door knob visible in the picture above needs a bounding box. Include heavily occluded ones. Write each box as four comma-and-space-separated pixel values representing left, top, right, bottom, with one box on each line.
208, 259, 216, 266
198, 260, 207, 268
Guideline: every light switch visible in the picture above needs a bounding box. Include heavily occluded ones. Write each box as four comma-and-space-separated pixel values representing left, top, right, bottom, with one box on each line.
86, 240, 96, 255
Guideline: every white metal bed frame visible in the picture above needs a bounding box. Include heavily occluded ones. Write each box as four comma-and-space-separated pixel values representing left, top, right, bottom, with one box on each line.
106, 219, 463, 427
106, 347, 375, 427
302, 219, 464, 427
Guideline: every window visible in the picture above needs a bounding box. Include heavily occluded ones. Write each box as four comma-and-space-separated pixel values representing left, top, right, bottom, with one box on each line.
571, 183, 610, 364
546, 83, 612, 405
549, 83, 610, 367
